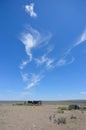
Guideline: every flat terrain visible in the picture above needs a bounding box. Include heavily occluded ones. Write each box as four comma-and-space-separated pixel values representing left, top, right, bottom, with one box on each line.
0, 104, 86, 130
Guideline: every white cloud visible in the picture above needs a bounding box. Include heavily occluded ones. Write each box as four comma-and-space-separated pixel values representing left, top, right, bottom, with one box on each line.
46, 58, 54, 69
57, 58, 66, 67
35, 55, 47, 65
21, 72, 29, 82
35, 55, 55, 69
67, 57, 75, 64
74, 29, 86, 47
19, 26, 52, 90
47, 45, 54, 54
21, 72, 43, 89
57, 57, 75, 67
25, 3, 37, 18
26, 73, 43, 89
62, 29, 86, 66
63, 29, 86, 66
64, 28, 86, 59
20, 26, 52, 62
19, 60, 28, 69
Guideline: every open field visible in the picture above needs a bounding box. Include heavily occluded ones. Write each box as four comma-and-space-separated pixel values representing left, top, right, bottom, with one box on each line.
0, 100, 86, 106
0, 101, 86, 130
43, 100, 86, 106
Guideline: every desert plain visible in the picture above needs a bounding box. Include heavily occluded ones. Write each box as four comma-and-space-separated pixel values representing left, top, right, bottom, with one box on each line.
0, 101, 86, 130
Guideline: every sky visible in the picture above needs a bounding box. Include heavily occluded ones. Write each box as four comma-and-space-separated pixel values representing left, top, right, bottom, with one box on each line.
0, 0, 86, 100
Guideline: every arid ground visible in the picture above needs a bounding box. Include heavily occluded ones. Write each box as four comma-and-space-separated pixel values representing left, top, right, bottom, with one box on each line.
0, 103, 86, 130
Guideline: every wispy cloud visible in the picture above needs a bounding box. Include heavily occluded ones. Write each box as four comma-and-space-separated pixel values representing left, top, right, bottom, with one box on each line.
20, 27, 40, 61
20, 26, 52, 62
57, 58, 66, 67
47, 45, 55, 54
21, 72, 29, 82
26, 73, 43, 89
21, 72, 43, 89
65, 29, 86, 57
68, 57, 75, 64
19, 27, 86, 92
35, 55, 55, 69
19, 60, 28, 69
62, 29, 86, 66
74, 29, 86, 47
57, 57, 75, 67
19, 26, 52, 90
46, 58, 55, 69
25, 3, 37, 18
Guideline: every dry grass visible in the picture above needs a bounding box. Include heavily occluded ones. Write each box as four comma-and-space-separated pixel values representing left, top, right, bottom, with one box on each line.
0, 104, 86, 130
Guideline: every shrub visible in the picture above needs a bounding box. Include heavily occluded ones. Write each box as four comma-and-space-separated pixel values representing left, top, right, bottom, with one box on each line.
58, 109, 64, 113
58, 106, 67, 111
57, 117, 66, 124
57, 106, 67, 113
49, 115, 52, 121
68, 104, 80, 110
49, 113, 66, 125
53, 114, 55, 118
70, 114, 77, 119
83, 106, 86, 109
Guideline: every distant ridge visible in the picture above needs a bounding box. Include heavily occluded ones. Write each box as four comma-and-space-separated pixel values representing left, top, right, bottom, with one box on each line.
0, 100, 86, 106
43, 100, 86, 106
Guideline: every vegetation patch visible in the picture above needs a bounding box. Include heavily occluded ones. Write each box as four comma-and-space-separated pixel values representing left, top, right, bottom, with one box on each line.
58, 106, 68, 110
70, 114, 77, 119
57, 117, 66, 124
57, 106, 68, 113
83, 106, 86, 110
58, 109, 64, 113
68, 104, 80, 110
49, 114, 66, 125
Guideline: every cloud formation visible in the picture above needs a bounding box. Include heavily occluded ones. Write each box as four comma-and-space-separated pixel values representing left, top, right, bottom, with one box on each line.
74, 29, 86, 47
21, 72, 43, 89
19, 60, 28, 69
26, 73, 43, 89
19, 26, 86, 90
57, 58, 66, 67
19, 26, 52, 89
57, 57, 75, 67
35, 55, 55, 69
65, 29, 86, 56
25, 3, 37, 18
21, 72, 29, 82
20, 26, 52, 62
62, 29, 86, 66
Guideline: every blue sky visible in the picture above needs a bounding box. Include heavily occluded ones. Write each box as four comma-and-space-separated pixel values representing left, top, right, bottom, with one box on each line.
0, 0, 86, 100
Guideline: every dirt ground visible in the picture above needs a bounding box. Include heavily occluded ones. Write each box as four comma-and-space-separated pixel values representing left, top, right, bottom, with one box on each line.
0, 104, 86, 130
